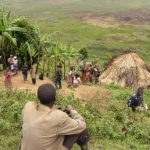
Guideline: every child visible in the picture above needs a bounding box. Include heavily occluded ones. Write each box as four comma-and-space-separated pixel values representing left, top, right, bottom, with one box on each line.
4, 68, 14, 88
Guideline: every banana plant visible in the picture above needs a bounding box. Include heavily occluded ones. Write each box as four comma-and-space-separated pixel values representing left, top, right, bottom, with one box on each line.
0, 9, 27, 67
59, 44, 79, 79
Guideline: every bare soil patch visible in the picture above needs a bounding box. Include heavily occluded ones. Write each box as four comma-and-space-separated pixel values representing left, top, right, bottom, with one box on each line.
75, 9, 150, 28
0, 72, 110, 105
60, 84, 110, 108
0, 72, 52, 93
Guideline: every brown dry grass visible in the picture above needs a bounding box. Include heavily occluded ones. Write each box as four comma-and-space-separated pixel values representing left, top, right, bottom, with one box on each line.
75, 9, 150, 28
100, 52, 150, 88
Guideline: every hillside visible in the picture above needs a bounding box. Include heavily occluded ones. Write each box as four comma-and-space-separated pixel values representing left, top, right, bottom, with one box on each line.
1, 1, 150, 149
3, 0, 150, 66
1, 80, 150, 149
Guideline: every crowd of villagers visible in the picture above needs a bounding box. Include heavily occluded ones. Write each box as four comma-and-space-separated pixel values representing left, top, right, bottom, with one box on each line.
55, 62, 100, 89
1, 54, 100, 89
1, 54, 37, 88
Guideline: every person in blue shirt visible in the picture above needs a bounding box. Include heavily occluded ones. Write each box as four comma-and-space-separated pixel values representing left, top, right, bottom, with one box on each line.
128, 87, 144, 112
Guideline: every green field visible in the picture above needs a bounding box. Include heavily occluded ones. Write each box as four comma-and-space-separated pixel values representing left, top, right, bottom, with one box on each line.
3, 0, 150, 66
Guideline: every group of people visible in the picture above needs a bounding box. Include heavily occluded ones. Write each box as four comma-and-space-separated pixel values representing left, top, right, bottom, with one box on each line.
22, 65, 37, 84
4, 64, 37, 88
4, 55, 19, 88
81, 63, 100, 84
3, 54, 38, 88
67, 63, 100, 87
54, 62, 101, 89
7, 55, 18, 74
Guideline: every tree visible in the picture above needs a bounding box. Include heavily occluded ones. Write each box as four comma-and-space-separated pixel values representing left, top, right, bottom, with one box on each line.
60, 44, 79, 79
0, 9, 27, 67
40, 32, 60, 76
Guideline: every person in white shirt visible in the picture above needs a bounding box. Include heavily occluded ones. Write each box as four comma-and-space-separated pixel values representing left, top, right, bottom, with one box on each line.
73, 74, 82, 87
13, 56, 18, 74
67, 67, 76, 87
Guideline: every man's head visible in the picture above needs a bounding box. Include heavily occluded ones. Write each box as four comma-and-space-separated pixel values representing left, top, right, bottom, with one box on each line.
37, 84, 56, 106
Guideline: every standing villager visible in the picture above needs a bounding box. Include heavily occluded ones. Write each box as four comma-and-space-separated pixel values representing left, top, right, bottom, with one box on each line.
89, 64, 94, 83
13, 56, 18, 74
127, 87, 144, 112
55, 65, 62, 89
19, 83, 89, 150
22, 64, 28, 82
81, 65, 86, 83
67, 66, 75, 87
7, 55, 14, 72
4, 68, 14, 88
30, 67, 37, 85
82, 64, 91, 83
85, 65, 91, 83
93, 64, 100, 84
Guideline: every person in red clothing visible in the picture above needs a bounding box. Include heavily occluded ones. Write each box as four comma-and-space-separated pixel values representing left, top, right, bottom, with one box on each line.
4, 68, 15, 88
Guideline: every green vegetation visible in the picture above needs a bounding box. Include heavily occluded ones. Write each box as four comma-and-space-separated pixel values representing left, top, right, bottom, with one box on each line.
0, 9, 43, 68
1, 87, 150, 150
0, 9, 83, 77
3, 0, 150, 66
1, 1, 150, 149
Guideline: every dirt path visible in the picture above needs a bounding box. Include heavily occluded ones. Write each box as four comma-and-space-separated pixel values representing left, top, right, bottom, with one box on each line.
0, 72, 110, 104
0, 72, 52, 92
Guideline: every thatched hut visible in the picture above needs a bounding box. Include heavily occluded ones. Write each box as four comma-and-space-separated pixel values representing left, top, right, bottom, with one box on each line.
99, 52, 150, 88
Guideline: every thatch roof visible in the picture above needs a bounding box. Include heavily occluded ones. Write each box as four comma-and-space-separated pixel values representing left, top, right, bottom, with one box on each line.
99, 52, 150, 88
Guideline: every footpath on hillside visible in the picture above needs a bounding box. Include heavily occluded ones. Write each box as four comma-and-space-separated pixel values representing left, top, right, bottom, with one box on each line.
0, 71, 110, 103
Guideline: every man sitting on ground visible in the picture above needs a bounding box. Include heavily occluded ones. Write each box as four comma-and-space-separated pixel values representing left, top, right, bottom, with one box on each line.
20, 83, 88, 150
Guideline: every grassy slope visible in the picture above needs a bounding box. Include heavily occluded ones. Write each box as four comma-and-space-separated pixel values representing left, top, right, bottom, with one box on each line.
1, 1, 150, 149
1, 86, 150, 150
3, 0, 150, 66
